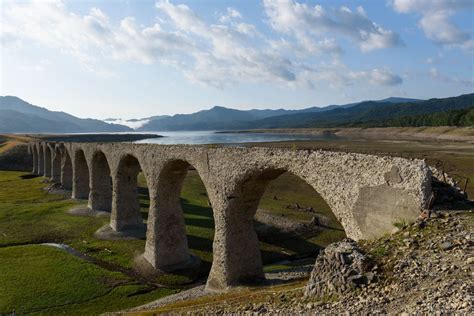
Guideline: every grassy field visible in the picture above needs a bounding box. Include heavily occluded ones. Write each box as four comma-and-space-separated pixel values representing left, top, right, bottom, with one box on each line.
0, 245, 177, 315
0, 172, 179, 314
0, 167, 342, 314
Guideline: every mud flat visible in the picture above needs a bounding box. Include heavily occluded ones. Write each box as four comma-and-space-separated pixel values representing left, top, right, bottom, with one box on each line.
222, 127, 474, 143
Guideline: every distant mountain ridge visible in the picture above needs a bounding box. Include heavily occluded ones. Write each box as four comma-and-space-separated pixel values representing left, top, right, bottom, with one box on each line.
249, 94, 473, 129
2, 94, 470, 133
136, 97, 422, 131
0, 96, 131, 133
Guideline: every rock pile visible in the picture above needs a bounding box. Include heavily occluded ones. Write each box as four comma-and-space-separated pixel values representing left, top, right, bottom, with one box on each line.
304, 238, 375, 298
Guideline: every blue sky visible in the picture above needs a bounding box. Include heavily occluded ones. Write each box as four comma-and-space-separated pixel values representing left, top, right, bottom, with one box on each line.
1, 0, 473, 120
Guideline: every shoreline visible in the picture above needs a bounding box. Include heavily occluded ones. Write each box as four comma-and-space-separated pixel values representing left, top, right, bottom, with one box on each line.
22, 133, 163, 143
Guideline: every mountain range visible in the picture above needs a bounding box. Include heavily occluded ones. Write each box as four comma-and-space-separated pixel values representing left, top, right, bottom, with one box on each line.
0, 94, 472, 133
0, 96, 131, 133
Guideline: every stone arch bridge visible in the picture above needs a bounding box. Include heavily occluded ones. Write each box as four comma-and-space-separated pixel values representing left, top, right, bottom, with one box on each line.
28, 141, 431, 291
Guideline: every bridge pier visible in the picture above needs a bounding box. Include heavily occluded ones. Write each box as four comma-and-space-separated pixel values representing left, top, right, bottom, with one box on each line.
37, 144, 44, 176
61, 150, 73, 190
205, 170, 283, 291
51, 148, 61, 183
32, 145, 38, 175
72, 150, 89, 199
88, 152, 112, 212
108, 155, 146, 236
206, 203, 264, 292
142, 161, 192, 271
44, 145, 52, 178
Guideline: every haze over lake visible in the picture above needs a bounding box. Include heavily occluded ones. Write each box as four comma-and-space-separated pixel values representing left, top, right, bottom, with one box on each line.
134, 131, 338, 145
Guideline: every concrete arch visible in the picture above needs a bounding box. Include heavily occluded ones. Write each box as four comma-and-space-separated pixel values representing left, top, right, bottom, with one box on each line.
29, 142, 432, 293
110, 154, 148, 233
88, 151, 112, 212
61, 148, 73, 190
72, 149, 90, 199
206, 166, 339, 291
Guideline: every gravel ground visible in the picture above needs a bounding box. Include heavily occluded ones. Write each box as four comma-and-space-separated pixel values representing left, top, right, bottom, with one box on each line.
131, 209, 473, 315
122, 260, 315, 313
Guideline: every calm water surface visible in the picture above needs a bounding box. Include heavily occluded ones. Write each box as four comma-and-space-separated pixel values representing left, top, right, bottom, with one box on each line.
134, 131, 339, 145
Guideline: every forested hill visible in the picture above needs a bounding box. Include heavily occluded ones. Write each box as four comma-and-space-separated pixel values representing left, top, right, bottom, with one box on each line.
355, 107, 474, 127
250, 93, 474, 129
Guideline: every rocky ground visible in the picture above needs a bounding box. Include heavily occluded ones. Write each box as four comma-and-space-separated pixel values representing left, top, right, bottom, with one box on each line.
136, 209, 473, 315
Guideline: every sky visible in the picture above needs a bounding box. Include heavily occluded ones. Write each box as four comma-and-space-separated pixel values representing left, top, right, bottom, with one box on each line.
1, 0, 473, 120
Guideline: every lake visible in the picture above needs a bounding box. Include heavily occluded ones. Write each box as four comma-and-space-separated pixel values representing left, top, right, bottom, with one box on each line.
134, 131, 340, 145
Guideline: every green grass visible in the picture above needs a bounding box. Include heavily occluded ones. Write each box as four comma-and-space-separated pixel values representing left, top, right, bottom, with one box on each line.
0, 245, 177, 315
0, 169, 344, 314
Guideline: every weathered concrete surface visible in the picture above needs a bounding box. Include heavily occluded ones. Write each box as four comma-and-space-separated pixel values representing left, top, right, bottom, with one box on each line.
43, 145, 52, 178
88, 151, 112, 212
50, 145, 61, 183
32, 145, 37, 174
28, 141, 432, 292
72, 149, 89, 199
37, 143, 44, 175
60, 146, 72, 190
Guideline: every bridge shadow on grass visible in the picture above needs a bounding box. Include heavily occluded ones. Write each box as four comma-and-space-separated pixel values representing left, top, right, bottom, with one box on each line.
181, 198, 213, 216
186, 234, 213, 254
20, 174, 40, 179
137, 186, 149, 196
181, 199, 215, 230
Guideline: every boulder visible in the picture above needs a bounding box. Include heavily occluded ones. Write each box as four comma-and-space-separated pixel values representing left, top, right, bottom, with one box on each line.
304, 238, 375, 298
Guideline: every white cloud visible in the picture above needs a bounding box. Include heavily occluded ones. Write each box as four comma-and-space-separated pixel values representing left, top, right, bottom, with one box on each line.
263, 0, 403, 52
1, 0, 403, 89
104, 118, 150, 129
392, 0, 472, 46
429, 67, 473, 86
369, 68, 403, 85
2, 0, 195, 74
219, 7, 242, 23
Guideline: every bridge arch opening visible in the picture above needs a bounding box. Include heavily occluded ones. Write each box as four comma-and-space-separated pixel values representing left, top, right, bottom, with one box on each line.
255, 170, 346, 265
138, 159, 214, 282
88, 151, 112, 212
72, 149, 89, 199
111, 154, 148, 233
61, 149, 73, 190
44, 145, 52, 178
207, 167, 346, 290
